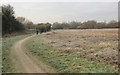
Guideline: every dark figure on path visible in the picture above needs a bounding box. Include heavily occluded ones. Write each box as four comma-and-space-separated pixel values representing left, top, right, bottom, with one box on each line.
36, 29, 39, 35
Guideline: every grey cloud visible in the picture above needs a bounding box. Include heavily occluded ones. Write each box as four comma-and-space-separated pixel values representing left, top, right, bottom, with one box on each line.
6, 2, 118, 23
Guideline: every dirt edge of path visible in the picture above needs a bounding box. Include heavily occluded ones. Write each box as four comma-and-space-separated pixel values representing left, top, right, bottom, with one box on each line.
10, 35, 46, 73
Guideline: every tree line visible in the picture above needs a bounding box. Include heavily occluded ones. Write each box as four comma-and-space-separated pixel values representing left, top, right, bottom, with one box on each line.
52, 20, 118, 30
2, 5, 51, 35
16, 17, 51, 33
2, 5, 25, 35
2, 4, 119, 35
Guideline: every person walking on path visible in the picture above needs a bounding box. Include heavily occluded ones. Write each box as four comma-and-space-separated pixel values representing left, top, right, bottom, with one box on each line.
36, 29, 39, 35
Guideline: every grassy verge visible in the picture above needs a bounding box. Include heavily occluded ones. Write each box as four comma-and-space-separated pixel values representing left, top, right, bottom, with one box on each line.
24, 34, 117, 73
2, 34, 31, 73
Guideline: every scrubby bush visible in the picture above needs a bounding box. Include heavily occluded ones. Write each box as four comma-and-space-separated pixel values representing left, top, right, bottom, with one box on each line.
37, 23, 51, 33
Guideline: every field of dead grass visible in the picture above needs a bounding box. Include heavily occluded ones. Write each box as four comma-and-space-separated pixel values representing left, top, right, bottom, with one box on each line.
43, 29, 118, 69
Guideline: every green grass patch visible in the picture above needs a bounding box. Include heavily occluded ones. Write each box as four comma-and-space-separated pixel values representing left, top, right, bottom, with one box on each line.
2, 34, 31, 73
24, 34, 117, 73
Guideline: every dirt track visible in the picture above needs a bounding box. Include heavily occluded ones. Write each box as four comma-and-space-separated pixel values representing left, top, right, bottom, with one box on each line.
11, 35, 45, 73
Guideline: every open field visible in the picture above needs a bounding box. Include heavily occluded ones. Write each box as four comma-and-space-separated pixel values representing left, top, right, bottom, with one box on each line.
43, 29, 118, 67
2, 29, 118, 73
24, 29, 118, 73
2, 3, 119, 73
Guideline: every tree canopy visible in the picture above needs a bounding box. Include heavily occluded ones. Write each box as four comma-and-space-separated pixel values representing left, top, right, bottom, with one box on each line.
2, 5, 25, 35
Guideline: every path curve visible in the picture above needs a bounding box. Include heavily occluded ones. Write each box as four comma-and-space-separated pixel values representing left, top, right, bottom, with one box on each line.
11, 35, 45, 73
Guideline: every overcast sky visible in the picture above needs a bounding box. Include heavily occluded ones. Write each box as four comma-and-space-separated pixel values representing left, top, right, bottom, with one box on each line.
1, 0, 119, 2
2, 0, 118, 23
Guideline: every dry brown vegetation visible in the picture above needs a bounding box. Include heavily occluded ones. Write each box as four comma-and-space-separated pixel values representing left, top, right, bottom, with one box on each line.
43, 29, 118, 69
